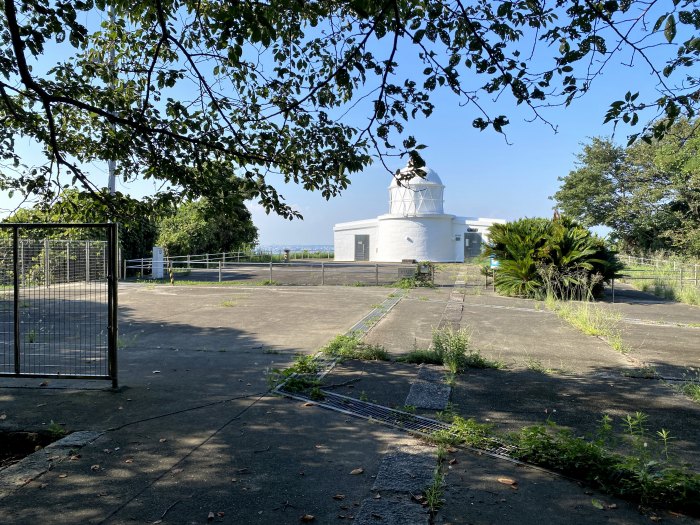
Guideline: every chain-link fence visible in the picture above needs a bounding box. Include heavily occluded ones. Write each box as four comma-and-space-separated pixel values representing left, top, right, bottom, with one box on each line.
0, 224, 118, 386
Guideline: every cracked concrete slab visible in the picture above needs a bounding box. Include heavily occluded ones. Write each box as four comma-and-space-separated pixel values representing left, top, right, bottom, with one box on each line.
372, 445, 436, 493
353, 495, 430, 525
405, 381, 451, 410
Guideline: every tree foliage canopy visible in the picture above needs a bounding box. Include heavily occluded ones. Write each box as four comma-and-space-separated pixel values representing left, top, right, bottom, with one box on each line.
1, 0, 699, 217
553, 119, 700, 256
3, 189, 160, 259
156, 197, 258, 256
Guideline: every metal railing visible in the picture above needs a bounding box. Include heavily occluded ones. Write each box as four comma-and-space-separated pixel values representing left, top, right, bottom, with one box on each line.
619, 254, 700, 287
124, 258, 419, 287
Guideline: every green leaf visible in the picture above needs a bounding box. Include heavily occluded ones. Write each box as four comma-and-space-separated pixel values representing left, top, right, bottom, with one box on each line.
664, 15, 677, 42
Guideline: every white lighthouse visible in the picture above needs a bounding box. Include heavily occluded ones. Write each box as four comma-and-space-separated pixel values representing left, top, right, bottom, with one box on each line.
333, 164, 504, 262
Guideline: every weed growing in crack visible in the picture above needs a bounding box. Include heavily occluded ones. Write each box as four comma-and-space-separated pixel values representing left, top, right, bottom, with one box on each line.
511, 413, 700, 514
320, 334, 389, 361
435, 326, 504, 372
674, 370, 700, 404
425, 411, 700, 516
545, 295, 629, 353
399, 327, 502, 372
47, 420, 66, 439
423, 467, 445, 512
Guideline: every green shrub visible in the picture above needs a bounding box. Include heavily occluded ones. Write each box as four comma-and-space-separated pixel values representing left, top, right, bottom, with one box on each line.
486, 216, 621, 299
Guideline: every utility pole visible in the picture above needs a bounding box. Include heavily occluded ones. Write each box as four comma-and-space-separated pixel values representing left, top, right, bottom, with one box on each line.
107, 5, 117, 194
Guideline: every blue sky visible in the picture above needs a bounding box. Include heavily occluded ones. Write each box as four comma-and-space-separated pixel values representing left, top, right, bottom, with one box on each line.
1, 7, 674, 246
250, 72, 639, 246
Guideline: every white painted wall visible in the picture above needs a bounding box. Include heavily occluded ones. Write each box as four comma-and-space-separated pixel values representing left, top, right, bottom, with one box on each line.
333, 166, 506, 263
375, 214, 455, 262
333, 219, 378, 261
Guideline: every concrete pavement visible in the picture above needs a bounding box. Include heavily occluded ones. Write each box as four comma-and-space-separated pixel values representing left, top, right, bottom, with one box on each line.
1, 275, 699, 524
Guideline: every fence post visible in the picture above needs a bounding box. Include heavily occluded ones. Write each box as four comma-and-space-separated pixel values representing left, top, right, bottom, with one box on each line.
107, 223, 119, 389
206, 253, 210, 269
321, 262, 325, 285
611, 278, 615, 303
375, 264, 379, 286
66, 242, 70, 282
85, 241, 91, 283
13, 226, 20, 375
695, 265, 698, 287
269, 261, 273, 282
218, 261, 222, 283
680, 267, 684, 289
44, 238, 50, 287
19, 240, 24, 284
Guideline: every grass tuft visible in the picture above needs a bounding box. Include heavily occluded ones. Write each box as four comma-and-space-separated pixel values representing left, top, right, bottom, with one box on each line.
320, 334, 389, 361
545, 296, 629, 353
399, 327, 502, 371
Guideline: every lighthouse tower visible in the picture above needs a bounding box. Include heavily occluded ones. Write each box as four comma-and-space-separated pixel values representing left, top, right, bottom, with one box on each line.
333, 163, 504, 262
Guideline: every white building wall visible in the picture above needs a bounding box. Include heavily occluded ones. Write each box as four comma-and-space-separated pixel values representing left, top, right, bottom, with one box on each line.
451, 217, 507, 262
333, 219, 378, 261
333, 166, 506, 263
375, 215, 455, 262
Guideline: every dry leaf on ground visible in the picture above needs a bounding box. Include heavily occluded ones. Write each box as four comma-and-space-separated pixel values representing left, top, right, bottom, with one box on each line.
497, 477, 517, 486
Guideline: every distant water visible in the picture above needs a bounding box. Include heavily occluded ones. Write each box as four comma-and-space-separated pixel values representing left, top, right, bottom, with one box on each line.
256, 244, 333, 252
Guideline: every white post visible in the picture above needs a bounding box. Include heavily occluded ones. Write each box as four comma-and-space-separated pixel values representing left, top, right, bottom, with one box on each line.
152, 247, 165, 279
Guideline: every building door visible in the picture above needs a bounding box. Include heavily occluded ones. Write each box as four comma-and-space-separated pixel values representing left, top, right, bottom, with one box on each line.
354, 235, 370, 261
464, 232, 482, 258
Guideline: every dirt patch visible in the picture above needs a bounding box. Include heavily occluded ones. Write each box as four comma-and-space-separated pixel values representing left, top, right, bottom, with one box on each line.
0, 431, 61, 471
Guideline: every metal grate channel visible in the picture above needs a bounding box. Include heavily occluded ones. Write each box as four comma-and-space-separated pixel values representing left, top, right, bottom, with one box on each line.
281, 387, 451, 435
347, 291, 405, 334
280, 386, 520, 460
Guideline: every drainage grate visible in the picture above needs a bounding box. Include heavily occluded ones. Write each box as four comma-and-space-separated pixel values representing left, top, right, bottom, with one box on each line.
280, 386, 520, 461
282, 388, 451, 435
348, 291, 405, 334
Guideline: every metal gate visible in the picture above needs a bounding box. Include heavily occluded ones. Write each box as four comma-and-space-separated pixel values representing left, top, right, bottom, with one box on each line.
464, 232, 483, 258
0, 224, 118, 387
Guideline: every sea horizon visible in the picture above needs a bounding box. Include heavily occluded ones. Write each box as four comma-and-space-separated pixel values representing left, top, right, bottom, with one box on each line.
255, 244, 334, 252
